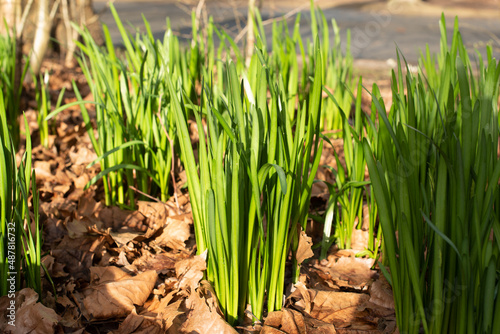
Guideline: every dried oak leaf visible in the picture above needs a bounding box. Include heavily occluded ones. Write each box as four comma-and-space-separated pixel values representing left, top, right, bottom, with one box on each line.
175, 251, 207, 291
0, 288, 60, 334
296, 230, 314, 265
289, 282, 370, 328
82, 267, 158, 320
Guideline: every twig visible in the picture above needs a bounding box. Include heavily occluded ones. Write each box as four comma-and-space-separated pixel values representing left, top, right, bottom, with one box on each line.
128, 185, 161, 202
17, 0, 35, 38
234, 0, 315, 44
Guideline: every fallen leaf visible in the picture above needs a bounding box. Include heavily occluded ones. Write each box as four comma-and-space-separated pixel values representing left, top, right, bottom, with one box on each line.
111, 308, 163, 334
175, 251, 207, 291
82, 267, 158, 320
34, 160, 54, 182
68, 146, 98, 166
155, 214, 192, 251
369, 274, 394, 310
0, 288, 60, 334
98, 206, 147, 231
289, 282, 371, 328
66, 219, 89, 239
350, 229, 370, 253
261, 309, 306, 334
296, 229, 314, 265
179, 281, 237, 334
317, 256, 377, 288
133, 251, 185, 274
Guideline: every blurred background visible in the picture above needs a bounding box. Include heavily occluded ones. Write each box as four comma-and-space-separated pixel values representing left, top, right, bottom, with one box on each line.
0, 0, 499, 76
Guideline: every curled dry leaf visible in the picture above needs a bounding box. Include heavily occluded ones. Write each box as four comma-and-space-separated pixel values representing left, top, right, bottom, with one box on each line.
175, 250, 207, 291
296, 230, 314, 265
82, 267, 158, 320
0, 288, 60, 334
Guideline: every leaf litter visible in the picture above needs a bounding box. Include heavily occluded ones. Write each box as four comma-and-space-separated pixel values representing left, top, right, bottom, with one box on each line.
0, 57, 396, 333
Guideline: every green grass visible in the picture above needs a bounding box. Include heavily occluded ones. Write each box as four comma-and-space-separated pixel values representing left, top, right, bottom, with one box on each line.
0, 28, 28, 149
0, 89, 42, 297
364, 16, 500, 332
169, 37, 323, 324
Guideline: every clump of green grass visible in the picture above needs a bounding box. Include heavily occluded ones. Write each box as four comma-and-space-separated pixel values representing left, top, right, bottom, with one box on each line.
0, 28, 29, 149
66, 3, 208, 207
364, 16, 500, 332
170, 39, 323, 324
321, 78, 373, 256
0, 89, 42, 297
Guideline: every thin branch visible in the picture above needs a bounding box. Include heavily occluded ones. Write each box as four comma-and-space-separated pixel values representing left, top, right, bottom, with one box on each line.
17, 0, 35, 38
235, 0, 314, 44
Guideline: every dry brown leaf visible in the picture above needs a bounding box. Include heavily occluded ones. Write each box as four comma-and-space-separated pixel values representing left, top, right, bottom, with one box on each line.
296, 230, 314, 265
350, 229, 370, 253
66, 219, 89, 239
110, 230, 146, 248
262, 308, 337, 334
77, 190, 102, 218
82, 267, 158, 320
368, 275, 395, 311
133, 251, 185, 273
289, 282, 371, 327
98, 206, 147, 231
261, 309, 306, 334
0, 288, 60, 334
68, 146, 98, 166
141, 296, 184, 331
55, 295, 80, 328
175, 251, 207, 291
34, 160, 54, 182
155, 214, 192, 251
179, 281, 237, 334
303, 315, 338, 334
318, 256, 377, 287
111, 308, 163, 334
73, 173, 90, 189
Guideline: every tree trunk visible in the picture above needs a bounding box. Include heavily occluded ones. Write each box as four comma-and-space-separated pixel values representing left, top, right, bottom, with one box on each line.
31, 0, 51, 76
245, 0, 255, 67
0, 0, 21, 35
